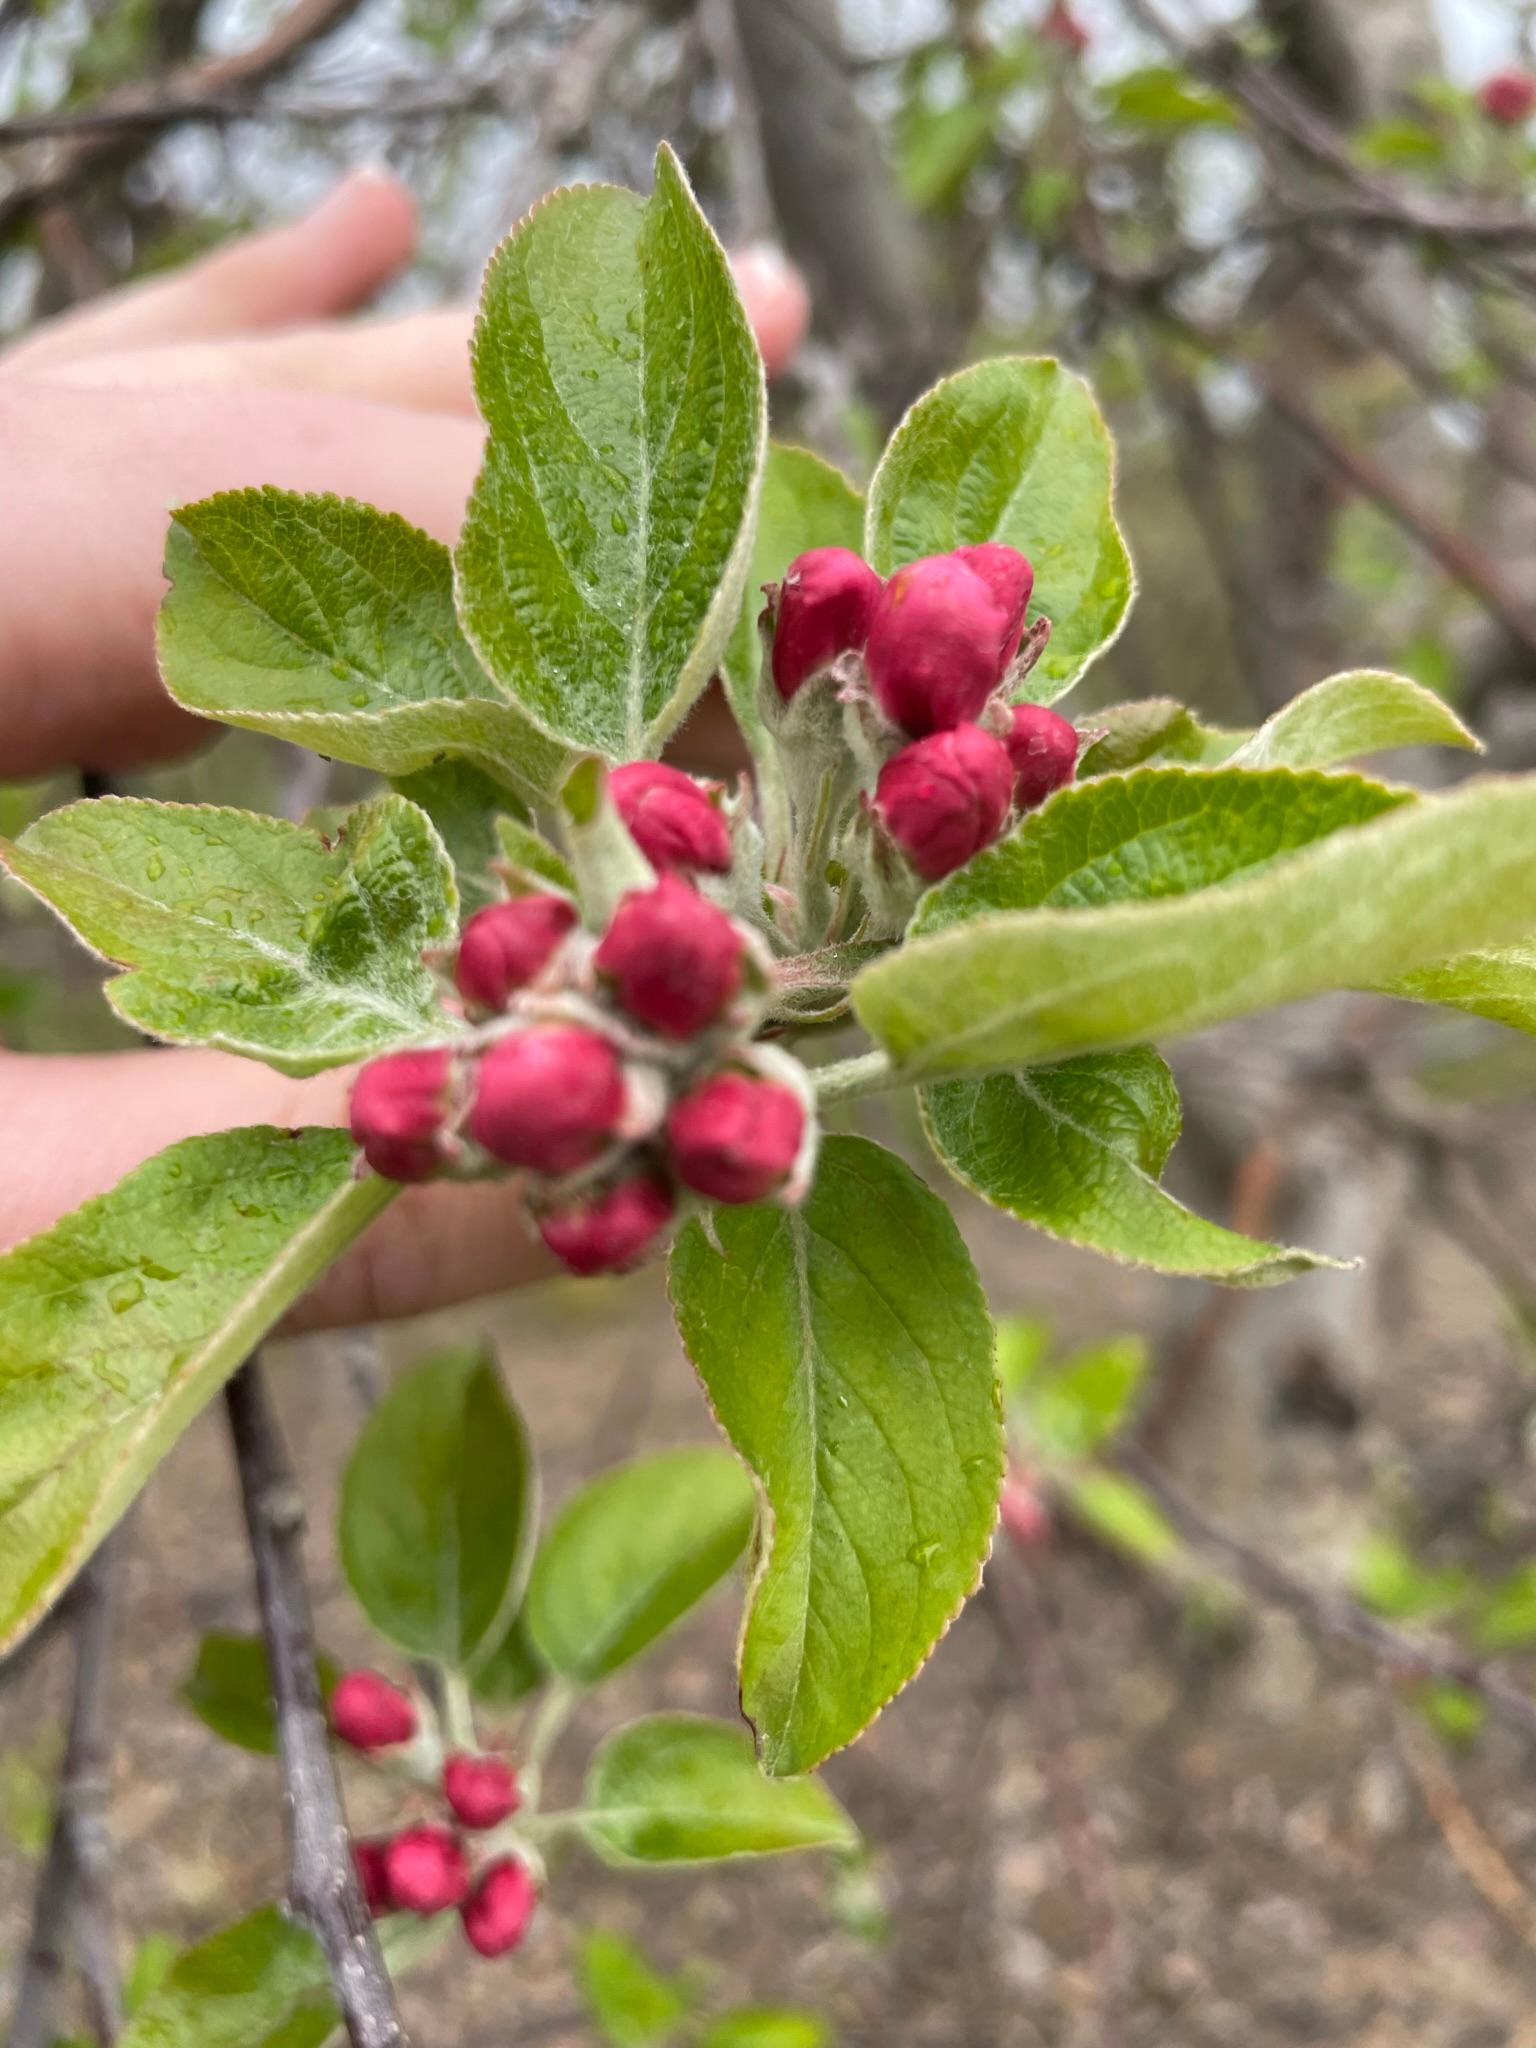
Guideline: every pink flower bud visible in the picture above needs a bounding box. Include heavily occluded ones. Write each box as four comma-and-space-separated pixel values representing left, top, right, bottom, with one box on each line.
348, 1049, 455, 1183
1004, 704, 1078, 811
874, 725, 1014, 881
468, 1027, 625, 1174
353, 1838, 394, 1917
443, 1753, 521, 1831
331, 1670, 417, 1751
865, 555, 1012, 735
770, 546, 883, 700
610, 761, 732, 875
538, 1170, 676, 1276
594, 876, 746, 1039
384, 1826, 471, 1915
999, 1472, 1051, 1548
1042, 0, 1089, 52
461, 1858, 538, 1959
953, 543, 1034, 668
666, 1071, 806, 1206
454, 895, 576, 1015
1480, 68, 1536, 125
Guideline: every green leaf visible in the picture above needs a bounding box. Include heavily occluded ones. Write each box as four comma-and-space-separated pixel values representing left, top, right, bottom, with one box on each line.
1004, 1332, 1147, 1459
494, 814, 577, 898
390, 761, 521, 916
2, 794, 459, 1075
115, 1908, 335, 2048
124, 1934, 182, 2017
701, 2013, 831, 2048
469, 1611, 547, 1708
576, 1928, 693, 2047
669, 1136, 1001, 1775
1390, 943, 1536, 1039
525, 1448, 754, 1685
1102, 63, 1240, 129
1062, 1469, 1181, 1568
1472, 1563, 1536, 1653
156, 490, 570, 804
456, 143, 766, 762
864, 358, 1132, 700
338, 1344, 535, 1674
181, 1632, 338, 1755
1226, 670, 1479, 770
0, 1128, 390, 1655
921, 1052, 1344, 1285
579, 1715, 857, 1864
1077, 700, 1218, 775
855, 776, 1536, 1081
1353, 1532, 1470, 1624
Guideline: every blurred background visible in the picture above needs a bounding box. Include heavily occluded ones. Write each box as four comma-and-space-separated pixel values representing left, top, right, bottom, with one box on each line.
10, 2, 1536, 2043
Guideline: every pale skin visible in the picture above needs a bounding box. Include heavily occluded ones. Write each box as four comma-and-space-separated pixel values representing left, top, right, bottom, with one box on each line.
0, 170, 810, 1327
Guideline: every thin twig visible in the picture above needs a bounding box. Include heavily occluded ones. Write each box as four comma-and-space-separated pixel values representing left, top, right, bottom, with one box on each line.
0, 78, 508, 143
226, 1358, 408, 2048
9, 1533, 124, 2048
1391, 1700, 1536, 1950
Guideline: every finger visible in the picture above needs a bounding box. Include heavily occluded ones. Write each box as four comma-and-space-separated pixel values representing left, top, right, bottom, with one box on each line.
0, 1047, 552, 1329
1, 171, 417, 373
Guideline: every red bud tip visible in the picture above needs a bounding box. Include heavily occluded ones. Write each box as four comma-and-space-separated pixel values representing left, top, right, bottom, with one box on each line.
330, 1670, 417, 1751
538, 1170, 676, 1276
443, 1753, 521, 1831
1479, 68, 1536, 124
610, 762, 733, 875
384, 1826, 471, 1916
666, 1071, 806, 1205
468, 1027, 626, 1175
594, 875, 746, 1039
999, 1473, 1051, 1548
771, 546, 883, 700
1004, 704, 1078, 811
1042, 0, 1089, 52
454, 895, 576, 1015
874, 725, 1014, 882
348, 1049, 455, 1183
865, 555, 1012, 735
952, 543, 1035, 668
353, 1838, 395, 1917
461, 1858, 538, 1959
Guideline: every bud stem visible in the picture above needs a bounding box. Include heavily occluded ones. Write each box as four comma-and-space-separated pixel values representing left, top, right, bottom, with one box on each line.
811, 1049, 899, 1106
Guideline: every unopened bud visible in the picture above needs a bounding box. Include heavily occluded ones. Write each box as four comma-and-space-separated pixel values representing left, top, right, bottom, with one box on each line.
348, 1049, 456, 1183
1004, 704, 1078, 811
468, 1027, 625, 1175
771, 546, 883, 700
353, 1838, 394, 1917
953, 542, 1034, 668
667, 1070, 807, 1206
538, 1169, 676, 1277
461, 1858, 538, 1959
1042, 0, 1089, 52
1480, 68, 1536, 125
454, 895, 576, 1015
999, 1472, 1051, 1548
443, 1753, 521, 1831
594, 876, 746, 1039
865, 555, 1011, 735
874, 725, 1014, 881
384, 1826, 471, 1915
610, 761, 732, 875
331, 1670, 417, 1751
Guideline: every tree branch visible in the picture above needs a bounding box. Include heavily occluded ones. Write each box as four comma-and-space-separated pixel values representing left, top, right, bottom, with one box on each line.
226, 1357, 408, 2048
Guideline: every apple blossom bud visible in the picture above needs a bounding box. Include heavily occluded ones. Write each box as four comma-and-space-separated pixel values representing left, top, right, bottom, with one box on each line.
354, 1839, 394, 1917
384, 1826, 471, 1915
666, 1071, 807, 1205
1480, 68, 1536, 125
953, 542, 1035, 668
610, 761, 732, 875
468, 1027, 626, 1175
1042, 0, 1089, 52
538, 1170, 676, 1276
1004, 704, 1078, 811
999, 1472, 1051, 1548
454, 895, 576, 1015
348, 1049, 455, 1183
770, 547, 883, 700
461, 1858, 538, 1959
443, 1753, 521, 1831
874, 725, 1014, 882
594, 876, 746, 1039
864, 555, 1011, 735
331, 1670, 417, 1751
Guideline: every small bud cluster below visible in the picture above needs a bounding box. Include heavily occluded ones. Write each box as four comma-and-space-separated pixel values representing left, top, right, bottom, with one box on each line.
333, 1669, 537, 1960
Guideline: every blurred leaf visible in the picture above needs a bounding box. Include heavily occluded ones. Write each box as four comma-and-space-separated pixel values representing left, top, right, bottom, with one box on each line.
1418, 1679, 1486, 1746
1226, 671, 1478, 771
181, 1632, 338, 1756
494, 815, 577, 899
1471, 1562, 1536, 1653
124, 1934, 183, 2016
115, 1908, 336, 2048
1356, 116, 1446, 168
1102, 64, 1239, 130
469, 1612, 547, 1708
1008, 1335, 1148, 1460
576, 1928, 693, 2047
1064, 1470, 1181, 1568
701, 2012, 831, 2048
995, 1314, 1052, 1407
1353, 1532, 1471, 1623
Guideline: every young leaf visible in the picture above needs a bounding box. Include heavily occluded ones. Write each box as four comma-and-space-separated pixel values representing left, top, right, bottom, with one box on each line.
180, 1632, 338, 1756
855, 777, 1536, 1081
2, 794, 459, 1075
669, 1136, 1001, 1776
115, 1908, 335, 2048
525, 1447, 754, 1685
156, 490, 570, 803
1226, 669, 1479, 770
1389, 942, 1536, 1038
1062, 1470, 1181, 1568
338, 1344, 535, 1675
469, 1612, 547, 1708
1077, 700, 1220, 776
864, 357, 1132, 700
390, 761, 523, 916
701, 2013, 830, 2048
456, 143, 766, 762
576, 1928, 693, 2047
495, 814, 577, 898
0, 1128, 390, 1655
922, 1052, 1345, 1284
579, 1715, 857, 1864
1004, 1332, 1147, 1459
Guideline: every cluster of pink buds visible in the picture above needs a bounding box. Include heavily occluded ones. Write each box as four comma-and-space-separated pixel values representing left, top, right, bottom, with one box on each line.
348, 765, 816, 1273
332, 1671, 537, 1959
1479, 67, 1536, 125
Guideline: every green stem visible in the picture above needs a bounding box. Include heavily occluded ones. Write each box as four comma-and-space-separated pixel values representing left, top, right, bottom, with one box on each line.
811, 1049, 900, 1105
518, 1678, 579, 1811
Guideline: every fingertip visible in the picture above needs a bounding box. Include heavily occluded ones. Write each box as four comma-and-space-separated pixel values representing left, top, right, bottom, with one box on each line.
299, 166, 419, 296
731, 243, 811, 379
